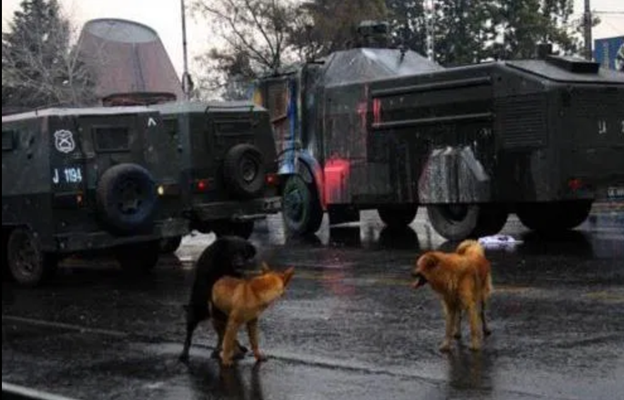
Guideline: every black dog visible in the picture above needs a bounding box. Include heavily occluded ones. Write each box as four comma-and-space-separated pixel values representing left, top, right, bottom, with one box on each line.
179, 236, 257, 362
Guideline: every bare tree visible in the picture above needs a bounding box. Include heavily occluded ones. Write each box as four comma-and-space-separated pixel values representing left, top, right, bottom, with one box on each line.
190, 0, 300, 99
2, 0, 96, 110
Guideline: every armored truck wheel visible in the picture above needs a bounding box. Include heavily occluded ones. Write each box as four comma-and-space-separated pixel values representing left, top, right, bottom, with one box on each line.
115, 241, 160, 273
7, 228, 57, 287
516, 201, 592, 233
96, 163, 158, 234
159, 236, 183, 254
427, 204, 508, 241
3, 230, 10, 280
377, 205, 418, 228
223, 144, 265, 198
283, 175, 323, 236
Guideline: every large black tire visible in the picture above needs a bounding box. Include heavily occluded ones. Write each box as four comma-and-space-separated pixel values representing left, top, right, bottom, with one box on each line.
223, 144, 265, 198
116, 241, 160, 273
377, 205, 418, 228
282, 175, 323, 236
159, 236, 183, 254
427, 204, 509, 241
3, 229, 10, 281
96, 163, 157, 234
213, 221, 255, 239
7, 227, 57, 287
516, 201, 592, 233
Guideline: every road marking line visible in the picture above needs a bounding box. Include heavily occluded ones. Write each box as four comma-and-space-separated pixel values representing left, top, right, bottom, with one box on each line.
583, 291, 624, 303
2, 315, 127, 338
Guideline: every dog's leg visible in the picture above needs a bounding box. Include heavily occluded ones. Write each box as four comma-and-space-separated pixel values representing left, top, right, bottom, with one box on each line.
220, 316, 244, 367
467, 303, 483, 351
440, 302, 454, 352
180, 306, 205, 362
453, 311, 462, 339
211, 308, 248, 360
481, 299, 492, 337
211, 311, 227, 359
246, 318, 267, 363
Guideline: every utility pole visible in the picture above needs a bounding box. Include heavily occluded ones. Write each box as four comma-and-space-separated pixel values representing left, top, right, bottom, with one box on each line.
425, 0, 435, 62
583, 0, 593, 60
181, 0, 192, 100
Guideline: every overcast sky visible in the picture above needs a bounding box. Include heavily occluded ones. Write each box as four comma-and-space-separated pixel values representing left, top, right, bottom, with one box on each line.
2, 0, 623, 77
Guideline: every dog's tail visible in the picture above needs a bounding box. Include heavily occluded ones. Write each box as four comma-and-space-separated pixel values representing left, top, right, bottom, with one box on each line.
456, 239, 485, 258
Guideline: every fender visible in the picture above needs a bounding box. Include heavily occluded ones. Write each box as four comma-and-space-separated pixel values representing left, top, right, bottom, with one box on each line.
278, 149, 326, 210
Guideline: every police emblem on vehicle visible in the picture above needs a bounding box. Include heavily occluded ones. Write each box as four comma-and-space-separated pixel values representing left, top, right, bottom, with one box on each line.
54, 129, 75, 153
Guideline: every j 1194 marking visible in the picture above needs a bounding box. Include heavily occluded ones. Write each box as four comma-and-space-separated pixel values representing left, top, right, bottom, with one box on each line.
52, 167, 83, 185
607, 187, 624, 199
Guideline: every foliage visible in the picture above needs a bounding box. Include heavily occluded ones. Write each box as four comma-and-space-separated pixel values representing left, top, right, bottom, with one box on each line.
192, 0, 592, 98
2, 0, 96, 110
488, 0, 584, 60
191, 0, 388, 99
291, 0, 388, 59
386, 0, 588, 66
190, 0, 300, 99
386, 0, 427, 54
432, 0, 498, 66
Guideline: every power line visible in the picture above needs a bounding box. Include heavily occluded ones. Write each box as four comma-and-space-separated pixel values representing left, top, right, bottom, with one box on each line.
593, 11, 624, 15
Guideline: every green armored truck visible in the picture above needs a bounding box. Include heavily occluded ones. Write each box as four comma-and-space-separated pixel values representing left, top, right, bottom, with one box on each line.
2, 107, 189, 286
152, 101, 281, 243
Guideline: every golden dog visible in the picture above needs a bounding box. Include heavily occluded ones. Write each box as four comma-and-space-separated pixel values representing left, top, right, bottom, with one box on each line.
211, 263, 295, 366
411, 240, 492, 352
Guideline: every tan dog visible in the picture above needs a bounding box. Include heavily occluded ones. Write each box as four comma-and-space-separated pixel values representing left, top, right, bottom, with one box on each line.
211, 263, 295, 366
411, 240, 492, 352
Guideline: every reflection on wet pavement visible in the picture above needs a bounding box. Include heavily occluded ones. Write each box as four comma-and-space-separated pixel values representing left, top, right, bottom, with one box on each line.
3, 209, 624, 400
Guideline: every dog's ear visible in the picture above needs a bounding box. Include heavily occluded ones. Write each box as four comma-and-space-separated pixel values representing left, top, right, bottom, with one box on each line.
418, 253, 439, 270
260, 262, 270, 274
281, 267, 295, 287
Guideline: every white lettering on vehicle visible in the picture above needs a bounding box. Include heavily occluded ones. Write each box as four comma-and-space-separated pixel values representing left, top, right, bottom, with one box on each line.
608, 187, 624, 198
597, 120, 607, 135
52, 167, 83, 185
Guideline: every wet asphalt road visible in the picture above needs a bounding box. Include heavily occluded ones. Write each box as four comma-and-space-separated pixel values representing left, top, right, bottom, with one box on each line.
3, 209, 624, 400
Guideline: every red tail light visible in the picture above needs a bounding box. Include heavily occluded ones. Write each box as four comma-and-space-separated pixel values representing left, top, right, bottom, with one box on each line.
265, 173, 279, 186
568, 178, 583, 191
195, 179, 210, 192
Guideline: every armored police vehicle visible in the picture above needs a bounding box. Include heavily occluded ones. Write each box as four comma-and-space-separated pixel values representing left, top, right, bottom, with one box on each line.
73, 18, 281, 248
253, 23, 624, 240
151, 101, 281, 240
2, 107, 189, 286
